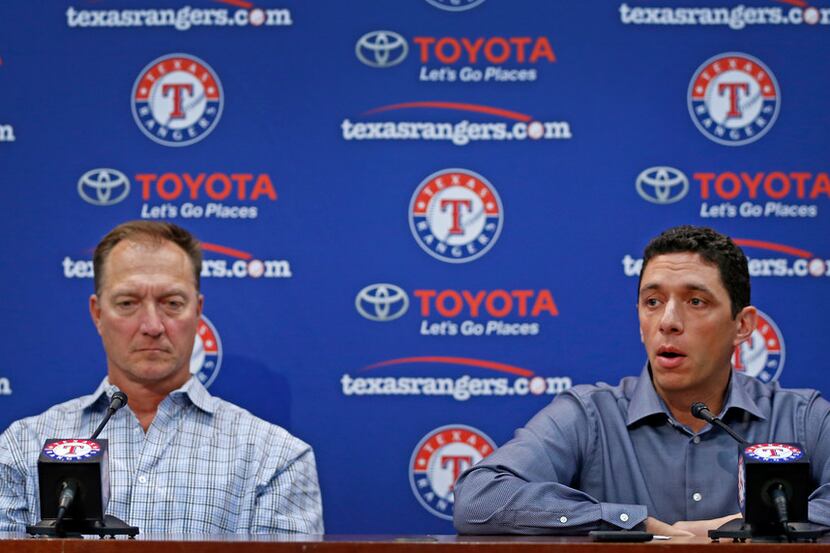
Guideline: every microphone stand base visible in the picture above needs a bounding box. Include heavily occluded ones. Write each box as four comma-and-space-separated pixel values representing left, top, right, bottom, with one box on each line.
709, 518, 830, 543
26, 515, 139, 539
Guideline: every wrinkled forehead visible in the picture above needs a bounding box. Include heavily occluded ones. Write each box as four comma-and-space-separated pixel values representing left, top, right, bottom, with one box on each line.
100, 239, 197, 293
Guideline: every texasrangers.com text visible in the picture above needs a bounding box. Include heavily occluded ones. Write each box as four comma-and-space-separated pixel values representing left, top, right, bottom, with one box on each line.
341, 374, 572, 401
66, 6, 292, 30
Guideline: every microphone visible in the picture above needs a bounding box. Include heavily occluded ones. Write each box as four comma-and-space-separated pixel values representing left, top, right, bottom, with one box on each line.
53, 391, 128, 528
690, 402, 811, 539
689, 401, 714, 421
90, 391, 128, 440
27, 390, 139, 538
690, 402, 748, 445
54, 479, 78, 528
770, 483, 790, 526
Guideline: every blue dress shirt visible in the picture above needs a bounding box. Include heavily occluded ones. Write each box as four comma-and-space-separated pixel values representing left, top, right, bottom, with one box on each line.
453, 366, 830, 534
0, 377, 323, 534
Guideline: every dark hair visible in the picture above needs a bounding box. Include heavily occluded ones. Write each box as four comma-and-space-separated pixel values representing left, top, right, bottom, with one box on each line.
93, 221, 202, 294
638, 225, 750, 318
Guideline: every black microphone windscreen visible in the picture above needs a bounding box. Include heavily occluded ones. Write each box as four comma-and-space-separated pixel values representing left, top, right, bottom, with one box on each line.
690, 402, 709, 419
110, 391, 128, 411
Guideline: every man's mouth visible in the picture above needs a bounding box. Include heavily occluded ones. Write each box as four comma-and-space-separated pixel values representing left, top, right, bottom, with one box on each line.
656, 346, 687, 362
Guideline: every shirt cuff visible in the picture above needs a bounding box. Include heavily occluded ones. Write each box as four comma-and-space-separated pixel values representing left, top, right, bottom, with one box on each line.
599, 502, 647, 530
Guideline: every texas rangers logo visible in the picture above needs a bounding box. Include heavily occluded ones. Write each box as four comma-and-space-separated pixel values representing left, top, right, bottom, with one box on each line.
732, 309, 784, 383
745, 443, 804, 463
190, 315, 222, 388
43, 440, 101, 462
409, 424, 496, 520
132, 53, 223, 147
688, 53, 780, 146
409, 169, 503, 264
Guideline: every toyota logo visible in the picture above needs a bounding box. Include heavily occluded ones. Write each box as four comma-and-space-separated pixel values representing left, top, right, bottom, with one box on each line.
78, 168, 131, 206
355, 283, 409, 322
355, 30, 408, 69
635, 166, 689, 205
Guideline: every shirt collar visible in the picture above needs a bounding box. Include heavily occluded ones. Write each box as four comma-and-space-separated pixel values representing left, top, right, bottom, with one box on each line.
170, 376, 217, 414
626, 364, 667, 426
625, 364, 767, 426
79, 376, 217, 414
722, 371, 766, 421
78, 378, 120, 410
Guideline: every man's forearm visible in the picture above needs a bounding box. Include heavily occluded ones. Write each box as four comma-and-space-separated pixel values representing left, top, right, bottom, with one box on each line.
252, 447, 324, 534
808, 493, 830, 527
453, 467, 646, 534
650, 513, 741, 537
0, 455, 31, 532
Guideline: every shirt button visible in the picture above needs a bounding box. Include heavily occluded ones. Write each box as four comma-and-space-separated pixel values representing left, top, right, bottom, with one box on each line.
559, 516, 568, 524
692, 492, 702, 502
138, 475, 147, 484
620, 513, 630, 522
693, 436, 701, 444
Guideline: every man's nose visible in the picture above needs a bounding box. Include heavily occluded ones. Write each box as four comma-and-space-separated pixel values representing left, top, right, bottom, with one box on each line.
138, 304, 165, 336
659, 299, 683, 334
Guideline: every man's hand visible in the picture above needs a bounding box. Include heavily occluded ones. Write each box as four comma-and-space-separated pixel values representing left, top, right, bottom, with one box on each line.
671, 513, 742, 537
646, 513, 742, 537
645, 517, 694, 537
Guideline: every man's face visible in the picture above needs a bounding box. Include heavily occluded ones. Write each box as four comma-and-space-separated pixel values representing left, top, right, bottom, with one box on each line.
89, 239, 203, 391
638, 252, 756, 401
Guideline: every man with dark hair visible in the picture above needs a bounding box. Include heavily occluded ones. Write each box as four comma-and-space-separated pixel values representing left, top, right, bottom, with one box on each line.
454, 225, 830, 536
639, 225, 750, 317
0, 221, 323, 534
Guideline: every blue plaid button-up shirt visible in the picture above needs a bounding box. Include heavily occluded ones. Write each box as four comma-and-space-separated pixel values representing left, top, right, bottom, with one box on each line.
0, 377, 323, 534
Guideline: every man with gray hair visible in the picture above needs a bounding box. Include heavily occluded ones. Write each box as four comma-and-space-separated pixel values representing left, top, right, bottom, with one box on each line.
0, 221, 323, 534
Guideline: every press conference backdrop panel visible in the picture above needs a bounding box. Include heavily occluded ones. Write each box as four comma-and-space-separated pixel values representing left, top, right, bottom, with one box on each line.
1, 0, 829, 534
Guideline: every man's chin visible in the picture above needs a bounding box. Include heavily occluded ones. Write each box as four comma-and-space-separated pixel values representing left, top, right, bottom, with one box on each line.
113, 363, 190, 387
650, 365, 693, 393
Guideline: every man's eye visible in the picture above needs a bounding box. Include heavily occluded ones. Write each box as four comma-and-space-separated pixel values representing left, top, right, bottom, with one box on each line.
644, 298, 660, 307
690, 298, 704, 306
117, 301, 135, 308
165, 300, 184, 309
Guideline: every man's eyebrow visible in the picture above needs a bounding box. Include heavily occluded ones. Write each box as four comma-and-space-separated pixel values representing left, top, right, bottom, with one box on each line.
110, 288, 138, 297
638, 282, 714, 295
109, 287, 190, 297
685, 283, 713, 294
639, 283, 660, 295
160, 288, 189, 297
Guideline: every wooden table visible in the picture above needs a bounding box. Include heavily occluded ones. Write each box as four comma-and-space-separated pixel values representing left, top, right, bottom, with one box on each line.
3, 534, 830, 553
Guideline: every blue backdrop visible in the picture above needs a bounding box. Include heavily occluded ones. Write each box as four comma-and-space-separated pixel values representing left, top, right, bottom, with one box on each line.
1, 0, 829, 534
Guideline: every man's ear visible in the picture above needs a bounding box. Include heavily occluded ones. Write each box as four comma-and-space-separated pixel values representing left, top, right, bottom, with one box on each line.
89, 294, 103, 335
734, 305, 758, 347
197, 293, 204, 317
